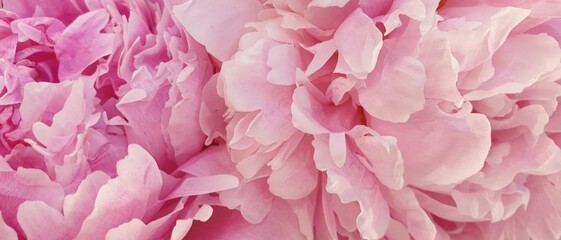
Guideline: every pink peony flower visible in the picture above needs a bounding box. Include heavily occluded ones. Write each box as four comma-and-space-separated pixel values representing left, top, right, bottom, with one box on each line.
0, 0, 221, 239
1, 0, 561, 239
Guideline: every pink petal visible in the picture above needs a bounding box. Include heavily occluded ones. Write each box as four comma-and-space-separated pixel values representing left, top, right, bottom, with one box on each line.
383, 188, 436, 240
117, 88, 172, 171
464, 33, 561, 100
308, 0, 350, 8
199, 75, 228, 144
349, 126, 405, 190
358, 56, 426, 122
518, 177, 561, 240
185, 200, 306, 240
3, 0, 82, 23
0, 212, 17, 240
304, 40, 337, 77
105, 202, 213, 240
441, 6, 530, 71
370, 101, 491, 186
291, 87, 359, 134
172, 0, 262, 61
314, 135, 391, 239
0, 168, 64, 237
167, 175, 240, 199
419, 29, 462, 102
75, 144, 163, 238
55, 9, 115, 80
268, 136, 318, 200
17, 201, 66, 240
220, 179, 274, 224
333, 9, 383, 79
266, 44, 302, 86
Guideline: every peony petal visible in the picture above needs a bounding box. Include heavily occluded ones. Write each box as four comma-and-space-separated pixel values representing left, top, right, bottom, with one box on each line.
419, 29, 462, 102
17, 201, 66, 240
220, 179, 274, 224
268, 136, 318, 200
105, 202, 213, 240
185, 200, 306, 240
75, 144, 163, 239
464, 33, 561, 100
518, 177, 561, 240
0, 212, 17, 240
292, 87, 359, 134
383, 188, 436, 240
441, 6, 530, 71
358, 56, 426, 122
117, 88, 172, 171
172, 0, 262, 61
0, 168, 64, 237
308, 0, 350, 8
370, 101, 491, 186
266, 44, 302, 86
3, 0, 82, 23
349, 126, 404, 190
333, 9, 383, 79
167, 175, 240, 199
17, 171, 110, 239
304, 40, 337, 77
55, 9, 115, 80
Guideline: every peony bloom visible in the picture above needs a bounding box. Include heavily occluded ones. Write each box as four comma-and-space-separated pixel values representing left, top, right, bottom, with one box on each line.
0, 0, 223, 239
2, 0, 561, 239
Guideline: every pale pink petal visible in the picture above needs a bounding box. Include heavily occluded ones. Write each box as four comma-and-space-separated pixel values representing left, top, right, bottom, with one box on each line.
358, 56, 426, 123
291, 87, 359, 134
383, 188, 436, 240
375, 0, 426, 34
105, 202, 213, 240
0, 168, 64, 237
10, 17, 65, 46
167, 175, 239, 199
325, 166, 390, 239
117, 88, 171, 171
167, 96, 206, 164
313, 134, 391, 239
266, 44, 302, 85
199, 75, 228, 144
172, 0, 262, 61
220, 179, 274, 224
349, 126, 404, 190
178, 145, 235, 177
3, 0, 82, 23
185, 200, 306, 240
328, 132, 346, 168
475, 135, 561, 190
220, 38, 297, 145
17, 201, 66, 240
30, 78, 99, 154
0, 212, 17, 240
441, 6, 530, 71
75, 144, 162, 239
464, 33, 561, 100
55, 9, 115, 80
268, 136, 317, 200
62, 171, 111, 224
333, 9, 383, 79
170, 204, 213, 240
518, 177, 561, 240
304, 40, 337, 77
308, 0, 350, 8
370, 102, 491, 186
419, 29, 462, 102
221, 37, 293, 113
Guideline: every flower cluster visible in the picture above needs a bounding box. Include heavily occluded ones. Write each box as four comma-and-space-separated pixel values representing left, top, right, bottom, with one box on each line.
1, 0, 561, 239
